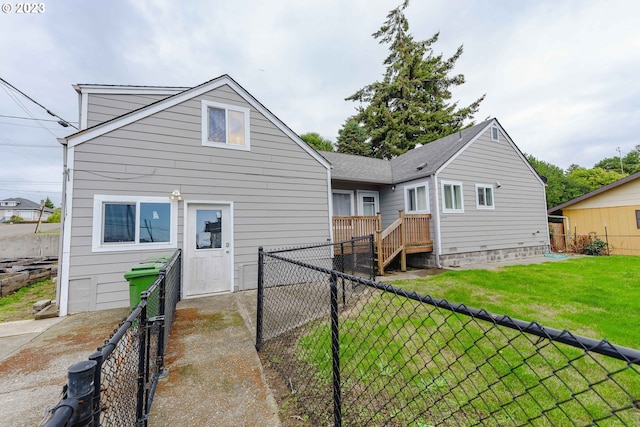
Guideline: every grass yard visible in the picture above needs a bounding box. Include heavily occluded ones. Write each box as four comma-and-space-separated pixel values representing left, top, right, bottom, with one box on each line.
393, 256, 640, 349
277, 256, 640, 425
0, 279, 56, 322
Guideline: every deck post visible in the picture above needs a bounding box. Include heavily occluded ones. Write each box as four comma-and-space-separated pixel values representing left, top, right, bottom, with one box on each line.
376, 228, 383, 276
399, 210, 406, 271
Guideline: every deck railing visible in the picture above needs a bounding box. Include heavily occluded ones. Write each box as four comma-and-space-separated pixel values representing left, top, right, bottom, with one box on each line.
332, 211, 433, 275
332, 215, 380, 243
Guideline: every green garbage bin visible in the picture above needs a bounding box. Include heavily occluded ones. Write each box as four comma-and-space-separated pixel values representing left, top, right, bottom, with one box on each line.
124, 262, 165, 310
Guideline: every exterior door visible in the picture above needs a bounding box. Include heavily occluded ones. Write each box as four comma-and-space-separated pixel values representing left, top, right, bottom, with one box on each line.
184, 203, 232, 298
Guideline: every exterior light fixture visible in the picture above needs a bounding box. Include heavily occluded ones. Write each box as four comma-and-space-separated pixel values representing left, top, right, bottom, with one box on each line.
169, 190, 183, 201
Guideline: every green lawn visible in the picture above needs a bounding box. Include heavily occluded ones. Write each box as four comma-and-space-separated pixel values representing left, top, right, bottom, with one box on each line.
287, 256, 640, 426
392, 256, 640, 349
0, 279, 56, 322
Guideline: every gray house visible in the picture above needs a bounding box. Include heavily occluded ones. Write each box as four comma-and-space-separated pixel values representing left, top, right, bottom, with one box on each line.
57, 75, 331, 315
323, 119, 550, 270
0, 197, 53, 222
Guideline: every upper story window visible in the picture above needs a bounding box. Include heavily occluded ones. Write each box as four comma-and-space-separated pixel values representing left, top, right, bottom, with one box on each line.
476, 184, 495, 209
442, 180, 464, 213
404, 182, 430, 214
92, 195, 177, 252
491, 124, 499, 141
201, 100, 250, 151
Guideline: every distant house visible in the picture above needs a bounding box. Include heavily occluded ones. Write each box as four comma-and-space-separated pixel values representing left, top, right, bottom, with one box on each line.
548, 171, 640, 255
0, 197, 52, 222
323, 119, 550, 269
57, 75, 331, 315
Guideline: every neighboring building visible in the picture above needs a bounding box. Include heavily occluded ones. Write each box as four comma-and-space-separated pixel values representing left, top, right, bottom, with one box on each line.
323, 119, 550, 269
548, 171, 640, 255
57, 75, 331, 315
0, 197, 53, 222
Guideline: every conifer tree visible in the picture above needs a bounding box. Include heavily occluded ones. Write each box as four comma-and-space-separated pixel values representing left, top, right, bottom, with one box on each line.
346, 0, 485, 158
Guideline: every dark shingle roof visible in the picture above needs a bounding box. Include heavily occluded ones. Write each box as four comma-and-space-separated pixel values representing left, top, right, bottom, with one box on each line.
322, 119, 493, 184
0, 197, 53, 212
320, 151, 393, 184
390, 120, 492, 183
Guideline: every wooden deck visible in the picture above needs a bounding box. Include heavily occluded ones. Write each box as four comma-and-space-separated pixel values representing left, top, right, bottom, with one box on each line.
333, 211, 433, 275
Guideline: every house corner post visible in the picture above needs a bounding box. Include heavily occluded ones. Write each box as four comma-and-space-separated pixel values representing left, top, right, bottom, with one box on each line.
256, 247, 264, 351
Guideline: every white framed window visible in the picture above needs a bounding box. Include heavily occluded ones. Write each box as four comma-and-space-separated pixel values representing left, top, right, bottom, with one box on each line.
201, 100, 250, 151
491, 124, 499, 141
475, 184, 495, 209
441, 180, 464, 213
92, 195, 178, 252
332, 190, 354, 216
404, 181, 430, 214
357, 190, 379, 216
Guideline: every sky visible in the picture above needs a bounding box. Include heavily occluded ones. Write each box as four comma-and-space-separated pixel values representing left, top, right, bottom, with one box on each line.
1, 0, 639, 207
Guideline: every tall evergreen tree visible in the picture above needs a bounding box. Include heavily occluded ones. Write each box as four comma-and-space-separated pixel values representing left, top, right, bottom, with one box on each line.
346, 0, 485, 159
336, 117, 370, 156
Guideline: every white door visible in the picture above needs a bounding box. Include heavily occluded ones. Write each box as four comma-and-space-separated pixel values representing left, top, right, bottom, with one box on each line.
184, 203, 232, 298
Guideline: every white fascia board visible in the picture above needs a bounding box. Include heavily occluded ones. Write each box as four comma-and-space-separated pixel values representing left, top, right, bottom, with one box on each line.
59, 145, 74, 316
73, 84, 189, 96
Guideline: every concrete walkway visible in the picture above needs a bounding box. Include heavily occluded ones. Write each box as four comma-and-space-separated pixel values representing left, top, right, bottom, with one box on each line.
149, 291, 281, 426
0, 291, 279, 427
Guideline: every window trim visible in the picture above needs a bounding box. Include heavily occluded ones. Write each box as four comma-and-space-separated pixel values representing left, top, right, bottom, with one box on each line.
201, 100, 251, 151
475, 183, 495, 210
404, 181, 430, 214
356, 190, 380, 216
491, 124, 499, 141
92, 195, 178, 252
332, 190, 354, 216
441, 180, 464, 214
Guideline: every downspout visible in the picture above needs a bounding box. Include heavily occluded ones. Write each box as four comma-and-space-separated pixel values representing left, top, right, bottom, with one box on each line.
432, 174, 443, 268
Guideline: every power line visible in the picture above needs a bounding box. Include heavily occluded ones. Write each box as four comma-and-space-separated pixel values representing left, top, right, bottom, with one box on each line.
0, 114, 78, 124
0, 77, 78, 129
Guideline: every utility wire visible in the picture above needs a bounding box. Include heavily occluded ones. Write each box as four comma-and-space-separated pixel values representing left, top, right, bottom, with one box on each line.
0, 113, 78, 124
0, 77, 78, 129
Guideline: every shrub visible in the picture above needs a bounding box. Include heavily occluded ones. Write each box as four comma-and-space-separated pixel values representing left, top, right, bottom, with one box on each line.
9, 215, 24, 223
46, 209, 61, 223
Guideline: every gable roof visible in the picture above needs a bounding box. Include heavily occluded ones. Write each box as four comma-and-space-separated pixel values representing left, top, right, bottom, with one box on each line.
548, 170, 640, 214
322, 118, 544, 187
390, 120, 493, 183
320, 151, 393, 184
62, 74, 330, 170
1, 197, 53, 212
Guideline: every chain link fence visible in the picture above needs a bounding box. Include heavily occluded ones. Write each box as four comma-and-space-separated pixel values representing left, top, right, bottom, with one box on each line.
257, 239, 640, 426
42, 249, 181, 427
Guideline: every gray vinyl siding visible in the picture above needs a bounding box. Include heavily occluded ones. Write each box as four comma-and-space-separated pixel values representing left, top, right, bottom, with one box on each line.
86, 93, 171, 128
379, 185, 404, 228
436, 127, 548, 255
68, 84, 330, 312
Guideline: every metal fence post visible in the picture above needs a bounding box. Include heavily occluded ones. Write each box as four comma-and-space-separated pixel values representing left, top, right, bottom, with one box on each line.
67, 360, 97, 427
369, 234, 375, 281
256, 246, 264, 351
88, 350, 103, 426
330, 271, 342, 427
156, 270, 167, 374
137, 296, 148, 427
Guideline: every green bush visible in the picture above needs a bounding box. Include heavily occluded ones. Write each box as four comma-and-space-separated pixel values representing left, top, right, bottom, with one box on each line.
9, 215, 24, 223
46, 209, 61, 223
582, 236, 608, 256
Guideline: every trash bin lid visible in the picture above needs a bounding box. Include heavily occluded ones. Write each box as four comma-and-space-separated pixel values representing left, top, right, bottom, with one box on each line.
124, 262, 165, 280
